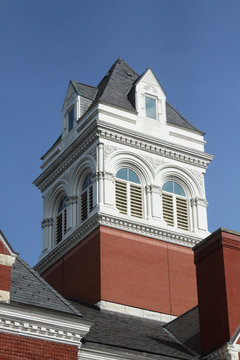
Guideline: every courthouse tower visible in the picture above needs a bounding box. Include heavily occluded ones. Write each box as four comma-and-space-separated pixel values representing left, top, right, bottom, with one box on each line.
34, 58, 213, 318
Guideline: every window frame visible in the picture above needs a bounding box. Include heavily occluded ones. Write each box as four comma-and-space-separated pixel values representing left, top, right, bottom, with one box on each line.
68, 107, 74, 132
145, 95, 157, 120
115, 168, 143, 219
56, 196, 67, 244
162, 181, 189, 231
81, 173, 93, 222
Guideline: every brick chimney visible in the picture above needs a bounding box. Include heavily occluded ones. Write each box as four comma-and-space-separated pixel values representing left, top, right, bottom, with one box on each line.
0, 230, 17, 303
194, 228, 240, 356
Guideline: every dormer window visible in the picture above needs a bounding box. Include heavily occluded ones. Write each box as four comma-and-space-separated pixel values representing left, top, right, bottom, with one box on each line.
68, 107, 74, 131
145, 96, 157, 119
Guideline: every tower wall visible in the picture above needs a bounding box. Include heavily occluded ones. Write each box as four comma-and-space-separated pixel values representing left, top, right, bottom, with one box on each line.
42, 226, 197, 316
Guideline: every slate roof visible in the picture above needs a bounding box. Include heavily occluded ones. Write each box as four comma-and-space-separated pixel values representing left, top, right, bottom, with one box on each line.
70, 300, 198, 360
10, 257, 81, 316
164, 306, 201, 355
71, 58, 203, 134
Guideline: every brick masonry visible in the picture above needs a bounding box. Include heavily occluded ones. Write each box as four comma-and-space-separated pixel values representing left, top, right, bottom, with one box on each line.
42, 225, 197, 316
0, 333, 78, 360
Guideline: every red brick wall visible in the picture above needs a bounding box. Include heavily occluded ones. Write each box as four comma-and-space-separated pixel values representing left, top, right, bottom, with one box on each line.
0, 333, 78, 359
222, 236, 240, 339
42, 228, 101, 303
42, 226, 197, 315
100, 227, 197, 315
194, 230, 240, 355
0, 264, 11, 291
0, 241, 10, 255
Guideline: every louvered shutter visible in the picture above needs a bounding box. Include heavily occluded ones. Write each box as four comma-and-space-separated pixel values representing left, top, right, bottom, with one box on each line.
162, 193, 174, 226
89, 186, 93, 212
130, 184, 142, 218
56, 213, 63, 244
81, 191, 88, 221
176, 197, 188, 230
115, 180, 127, 215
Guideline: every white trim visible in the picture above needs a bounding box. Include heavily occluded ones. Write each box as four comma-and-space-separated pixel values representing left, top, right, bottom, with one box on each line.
0, 303, 90, 347
35, 212, 203, 274
80, 346, 153, 360
34, 121, 213, 192
0, 253, 16, 266
0, 290, 10, 303
96, 300, 176, 322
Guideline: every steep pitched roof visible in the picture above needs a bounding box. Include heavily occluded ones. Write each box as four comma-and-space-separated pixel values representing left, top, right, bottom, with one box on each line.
10, 257, 82, 316
166, 102, 204, 135
72, 58, 203, 134
71, 300, 198, 360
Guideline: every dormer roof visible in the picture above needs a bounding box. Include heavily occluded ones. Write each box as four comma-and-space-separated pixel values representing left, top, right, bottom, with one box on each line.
70, 58, 203, 134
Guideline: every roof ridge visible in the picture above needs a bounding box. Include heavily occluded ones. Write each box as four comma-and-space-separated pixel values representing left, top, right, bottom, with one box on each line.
17, 256, 82, 317
74, 81, 97, 90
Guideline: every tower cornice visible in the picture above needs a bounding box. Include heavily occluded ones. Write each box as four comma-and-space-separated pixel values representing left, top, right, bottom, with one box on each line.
34, 116, 213, 193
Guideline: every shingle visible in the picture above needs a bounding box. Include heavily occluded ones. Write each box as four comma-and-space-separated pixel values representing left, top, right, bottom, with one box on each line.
164, 306, 201, 355
166, 102, 204, 134
71, 300, 197, 360
10, 257, 81, 316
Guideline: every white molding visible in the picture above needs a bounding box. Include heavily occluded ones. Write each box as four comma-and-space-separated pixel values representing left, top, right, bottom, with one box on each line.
34, 119, 213, 193
0, 290, 10, 303
0, 303, 90, 347
35, 212, 202, 274
169, 130, 206, 145
96, 300, 176, 322
0, 253, 16, 266
80, 346, 151, 360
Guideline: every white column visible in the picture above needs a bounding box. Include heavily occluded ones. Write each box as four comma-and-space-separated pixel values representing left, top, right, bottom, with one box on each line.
145, 186, 152, 220
196, 198, 208, 231
41, 218, 54, 252
104, 172, 115, 207
66, 195, 78, 229
190, 198, 197, 232
151, 185, 163, 221
97, 143, 104, 205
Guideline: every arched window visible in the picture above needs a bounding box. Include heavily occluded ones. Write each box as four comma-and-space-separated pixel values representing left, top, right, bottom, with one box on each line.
115, 168, 142, 218
81, 173, 93, 221
162, 181, 189, 230
56, 196, 67, 244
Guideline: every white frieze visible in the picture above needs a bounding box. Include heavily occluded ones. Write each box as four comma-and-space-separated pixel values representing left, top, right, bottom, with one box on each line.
104, 144, 121, 160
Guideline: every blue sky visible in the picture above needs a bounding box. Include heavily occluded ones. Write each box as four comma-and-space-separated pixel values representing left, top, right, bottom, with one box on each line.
1, 0, 240, 266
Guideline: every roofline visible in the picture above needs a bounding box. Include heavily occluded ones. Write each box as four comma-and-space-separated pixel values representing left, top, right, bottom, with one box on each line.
132, 67, 166, 96
0, 230, 18, 256
166, 102, 205, 135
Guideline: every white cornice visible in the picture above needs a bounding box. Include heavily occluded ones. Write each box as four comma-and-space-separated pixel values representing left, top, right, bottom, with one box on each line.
35, 212, 202, 274
34, 122, 98, 191
80, 345, 157, 360
0, 303, 90, 346
97, 120, 213, 168
34, 118, 213, 193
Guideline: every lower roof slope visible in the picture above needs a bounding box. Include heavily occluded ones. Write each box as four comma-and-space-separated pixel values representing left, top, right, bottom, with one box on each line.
10, 257, 81, 316
71, 300, 199, 360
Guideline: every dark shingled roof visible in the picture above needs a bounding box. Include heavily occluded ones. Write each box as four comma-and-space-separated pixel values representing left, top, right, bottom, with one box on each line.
164, 306, 201, 356
71, 80, 98, 101
10, 257, 81, 316
70, 300, 198, 360
70, 58, 203, 134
